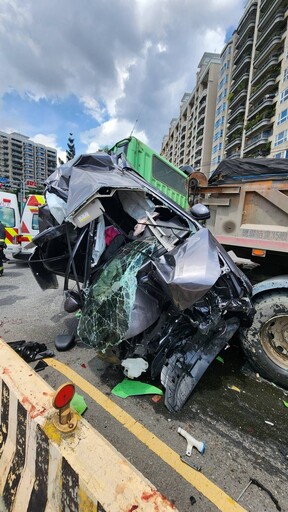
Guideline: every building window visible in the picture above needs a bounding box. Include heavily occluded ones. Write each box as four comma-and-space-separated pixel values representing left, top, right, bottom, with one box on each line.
277, 108, 288, 125
275, 130, 288, 146
284, 68, 288, 82
280, 88, 288, 103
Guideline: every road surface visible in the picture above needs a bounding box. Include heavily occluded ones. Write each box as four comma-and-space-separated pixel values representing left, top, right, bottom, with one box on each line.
0, 261, 287, 512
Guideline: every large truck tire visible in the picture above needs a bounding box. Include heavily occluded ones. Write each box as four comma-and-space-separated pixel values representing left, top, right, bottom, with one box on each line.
240, 291, 288, 389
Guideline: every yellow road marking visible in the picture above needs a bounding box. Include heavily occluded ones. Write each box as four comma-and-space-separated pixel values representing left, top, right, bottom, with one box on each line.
45, 358, 246, 512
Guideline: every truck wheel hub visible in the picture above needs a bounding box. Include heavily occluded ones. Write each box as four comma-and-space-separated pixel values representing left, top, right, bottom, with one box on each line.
260, 314, 288, 370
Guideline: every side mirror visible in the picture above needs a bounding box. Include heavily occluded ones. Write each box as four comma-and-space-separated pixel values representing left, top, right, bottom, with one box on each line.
190, 203, 210, 221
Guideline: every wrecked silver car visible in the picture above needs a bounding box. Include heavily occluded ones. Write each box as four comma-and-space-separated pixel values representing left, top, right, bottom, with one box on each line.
29, 153, 255, 412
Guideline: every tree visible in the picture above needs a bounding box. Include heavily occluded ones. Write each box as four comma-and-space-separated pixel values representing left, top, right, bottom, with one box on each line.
99, 145, 110, 153
58, 157, 64, 166
66, 133, 76, 161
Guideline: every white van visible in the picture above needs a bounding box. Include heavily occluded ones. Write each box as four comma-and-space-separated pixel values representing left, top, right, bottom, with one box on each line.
19, 194, 45, 257
0, 191, 21, 258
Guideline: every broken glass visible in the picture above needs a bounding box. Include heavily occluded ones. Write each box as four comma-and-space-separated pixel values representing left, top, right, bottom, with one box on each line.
77, 238, 157, 351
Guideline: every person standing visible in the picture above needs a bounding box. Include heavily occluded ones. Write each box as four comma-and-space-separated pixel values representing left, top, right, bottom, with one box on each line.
0, 220, 6, 276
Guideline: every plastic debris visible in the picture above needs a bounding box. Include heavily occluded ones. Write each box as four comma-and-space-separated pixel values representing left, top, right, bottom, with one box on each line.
282, 400, 288, 408
70, 393, 87, 415
34, 360, 48, 372
81, 363, 87, 368
111, 378, 163, 398
180, 455, 201, 472
228, 385, 241, 392
151, 395, 162, 403
216, 356, 224, 364
121, 358, 148, 379
265, 420, 274, 426
7, 340, 54, 362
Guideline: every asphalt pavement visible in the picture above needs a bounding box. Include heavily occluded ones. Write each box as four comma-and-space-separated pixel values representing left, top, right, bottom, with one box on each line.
0, 261, 287, 512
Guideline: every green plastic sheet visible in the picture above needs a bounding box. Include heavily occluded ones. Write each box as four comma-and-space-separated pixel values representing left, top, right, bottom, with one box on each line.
71, 392, 87, 415
111, 378, 163, 398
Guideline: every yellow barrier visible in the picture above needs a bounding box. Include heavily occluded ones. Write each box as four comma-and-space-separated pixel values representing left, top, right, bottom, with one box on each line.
0, 339, 177, 512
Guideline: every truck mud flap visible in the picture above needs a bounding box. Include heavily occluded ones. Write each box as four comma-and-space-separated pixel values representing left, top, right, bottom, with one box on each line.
161, 318, 240, 412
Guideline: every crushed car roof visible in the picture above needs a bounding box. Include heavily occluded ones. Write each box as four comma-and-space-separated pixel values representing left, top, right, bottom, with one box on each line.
45, 152, 150, 220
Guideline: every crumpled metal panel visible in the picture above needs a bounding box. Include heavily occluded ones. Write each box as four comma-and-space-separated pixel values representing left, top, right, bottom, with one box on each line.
152, 228, 221, 309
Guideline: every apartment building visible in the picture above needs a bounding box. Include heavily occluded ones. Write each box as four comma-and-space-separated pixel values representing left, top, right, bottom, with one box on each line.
0, 131, 57, 188
226, 0, 288, 161
161, 53, 221, 173
210, 36, 237, 172
162, 0, 288, 176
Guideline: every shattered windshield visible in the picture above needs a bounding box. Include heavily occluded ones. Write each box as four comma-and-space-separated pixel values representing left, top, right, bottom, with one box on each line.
78, 238, 157, 351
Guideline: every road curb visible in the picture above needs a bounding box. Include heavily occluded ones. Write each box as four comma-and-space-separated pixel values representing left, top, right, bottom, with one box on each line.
0, 338, 177, 511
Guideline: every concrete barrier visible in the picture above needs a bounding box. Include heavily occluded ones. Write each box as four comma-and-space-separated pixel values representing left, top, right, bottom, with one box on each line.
0, 339, 177, 512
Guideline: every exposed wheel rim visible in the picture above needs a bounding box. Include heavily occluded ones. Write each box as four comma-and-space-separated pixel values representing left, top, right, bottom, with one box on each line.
260, 314, 288, 370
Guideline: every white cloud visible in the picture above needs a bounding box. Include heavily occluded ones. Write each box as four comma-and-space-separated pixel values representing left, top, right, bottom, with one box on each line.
80, 96, 108, 123
81, 118, 147, 153
31, 133, 65, 162
0, 0, 246, 149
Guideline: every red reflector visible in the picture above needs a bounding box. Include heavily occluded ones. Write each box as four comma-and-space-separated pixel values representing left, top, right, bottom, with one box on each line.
53, 382, 75, 409
3, 198, 11, 203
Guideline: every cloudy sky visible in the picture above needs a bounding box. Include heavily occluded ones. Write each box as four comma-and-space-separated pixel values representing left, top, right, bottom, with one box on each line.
0, 0, 246, 160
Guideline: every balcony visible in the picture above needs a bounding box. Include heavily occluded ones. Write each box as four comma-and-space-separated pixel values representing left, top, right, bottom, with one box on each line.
260, 0, 278, 15
197, 113, 205, 126
196, 130, 204, 147
252, 55, 281, 84
227, 104, 245, 124
258, 0, 286, 31
12, 155, 23, 163
230, 73, 249, 93
245, 116, 273, 137
229, 89, 247, 110
250, 77, 279, 104
225, 150, 241, 159
237, 2, 257, 34
225, 135, 242, 152
254, 35, 283, 68
232, 55, 251, 81
256, 11, 286, 48
244, 130, 272, 153
227, 121, 244, 136
198, 89, 207, 103
234, 37, 254, 64
248, 97, 275, 120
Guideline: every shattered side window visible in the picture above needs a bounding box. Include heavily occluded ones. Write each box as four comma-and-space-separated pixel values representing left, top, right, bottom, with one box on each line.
77, 239, 157, 351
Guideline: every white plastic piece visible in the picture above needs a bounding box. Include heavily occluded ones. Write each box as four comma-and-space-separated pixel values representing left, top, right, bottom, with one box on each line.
121, 358, 149, 379
46, 192, 67, 224
91, 214, 106, 266
178, 427, 205, 456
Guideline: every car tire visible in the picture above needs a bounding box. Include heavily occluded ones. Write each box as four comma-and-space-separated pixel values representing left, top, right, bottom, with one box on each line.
240, 291, 288, 389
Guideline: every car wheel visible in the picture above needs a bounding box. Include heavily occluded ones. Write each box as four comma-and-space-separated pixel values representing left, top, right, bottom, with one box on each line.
240, 291, 288, 389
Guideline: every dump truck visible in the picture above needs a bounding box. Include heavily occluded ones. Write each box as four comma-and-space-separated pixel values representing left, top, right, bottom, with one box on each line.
188, 158, 288, 389
110, 136, 191, 209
